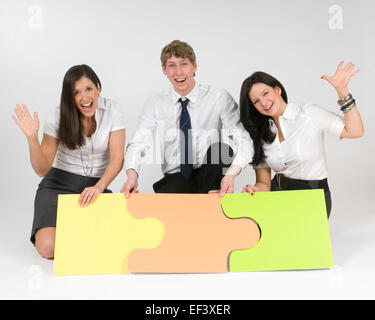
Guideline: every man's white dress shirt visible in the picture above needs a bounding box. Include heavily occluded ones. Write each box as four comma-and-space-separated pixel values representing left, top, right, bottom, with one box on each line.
125, 82, 253, 175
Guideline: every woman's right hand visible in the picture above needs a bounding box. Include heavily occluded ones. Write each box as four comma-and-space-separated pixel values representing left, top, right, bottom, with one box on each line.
11, 104, 39, 139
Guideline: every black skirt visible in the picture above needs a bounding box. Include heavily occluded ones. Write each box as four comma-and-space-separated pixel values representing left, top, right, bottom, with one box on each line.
271, 174, 332, 218
30, 167, 111, 244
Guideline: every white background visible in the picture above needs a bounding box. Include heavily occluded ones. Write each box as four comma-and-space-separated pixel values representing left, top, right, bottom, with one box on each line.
0, 0, 374, 299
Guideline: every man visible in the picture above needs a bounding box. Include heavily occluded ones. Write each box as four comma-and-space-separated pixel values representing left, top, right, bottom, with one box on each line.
121, 40, 253, 196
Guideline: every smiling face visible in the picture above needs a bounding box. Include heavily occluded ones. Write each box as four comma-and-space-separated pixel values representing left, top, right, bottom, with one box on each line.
249, 82, 286, 119
163, 55, 197, 96
73, 76, 101, 119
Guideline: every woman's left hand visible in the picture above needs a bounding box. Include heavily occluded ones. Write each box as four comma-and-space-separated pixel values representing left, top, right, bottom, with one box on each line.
79, 184, 105, 207
321, 61, 360, 98
242, 184, 258, 195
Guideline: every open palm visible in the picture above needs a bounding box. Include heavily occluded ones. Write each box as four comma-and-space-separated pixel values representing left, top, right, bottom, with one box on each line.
12, 104, 39, 138
321, 61, 359, 94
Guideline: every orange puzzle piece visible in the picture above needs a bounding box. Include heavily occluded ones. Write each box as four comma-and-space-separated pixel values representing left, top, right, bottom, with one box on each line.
127, 194, 260, 273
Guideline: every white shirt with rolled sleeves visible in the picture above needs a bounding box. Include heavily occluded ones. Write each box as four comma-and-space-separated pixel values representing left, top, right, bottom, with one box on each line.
256, 102, 345, 180
125, 83, 253, 175
43, 96, 126, 178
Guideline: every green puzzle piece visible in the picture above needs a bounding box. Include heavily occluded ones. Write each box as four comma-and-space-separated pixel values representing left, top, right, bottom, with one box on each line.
221, 190, 334, 271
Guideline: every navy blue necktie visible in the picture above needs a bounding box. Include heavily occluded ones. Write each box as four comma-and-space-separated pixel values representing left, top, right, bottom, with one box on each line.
179, 97, 193, 178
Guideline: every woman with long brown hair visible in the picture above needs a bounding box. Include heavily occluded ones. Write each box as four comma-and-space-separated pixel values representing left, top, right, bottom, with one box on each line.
12, 65, 125, 259
239, 62, 364, 218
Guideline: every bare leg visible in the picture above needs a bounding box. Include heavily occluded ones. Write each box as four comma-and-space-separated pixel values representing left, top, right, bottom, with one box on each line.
34, 227, 56, 259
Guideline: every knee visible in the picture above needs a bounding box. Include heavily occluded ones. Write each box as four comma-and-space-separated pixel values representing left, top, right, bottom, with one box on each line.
35, 230, 55, 259
35, 238, 55, 259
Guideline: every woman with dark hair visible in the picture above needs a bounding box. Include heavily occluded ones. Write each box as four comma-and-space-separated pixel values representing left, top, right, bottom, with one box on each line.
12, 65, 125, 258
240, 62, 364, 218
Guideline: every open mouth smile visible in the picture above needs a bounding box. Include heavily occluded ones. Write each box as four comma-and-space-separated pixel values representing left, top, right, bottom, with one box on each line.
265, 103, 273, 111
175, 78, 187, 83
81, 102, 93, 109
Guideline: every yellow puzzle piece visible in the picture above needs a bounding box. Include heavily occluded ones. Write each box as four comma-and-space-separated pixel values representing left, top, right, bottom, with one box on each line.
53, 193, 165, 275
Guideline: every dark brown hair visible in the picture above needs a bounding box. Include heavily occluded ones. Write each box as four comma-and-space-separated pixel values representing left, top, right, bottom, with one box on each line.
58, 64, 101, 149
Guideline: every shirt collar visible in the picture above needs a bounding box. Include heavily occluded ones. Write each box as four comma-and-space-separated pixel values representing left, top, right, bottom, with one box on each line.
171, 81, 199, 106
97, 95, 105, 110
280, 102, 298, 120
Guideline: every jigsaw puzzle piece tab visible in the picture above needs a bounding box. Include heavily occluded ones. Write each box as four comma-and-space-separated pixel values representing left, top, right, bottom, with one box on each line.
127, 194, 260, 273
54, 193, 165, 275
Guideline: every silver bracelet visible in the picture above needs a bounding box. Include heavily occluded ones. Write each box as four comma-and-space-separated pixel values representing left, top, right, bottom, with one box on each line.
338, 93, 353, 106
340, 99, 356, 111
342, 103, 356, 114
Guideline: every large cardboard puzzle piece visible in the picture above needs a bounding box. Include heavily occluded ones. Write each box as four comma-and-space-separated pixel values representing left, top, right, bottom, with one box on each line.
53, 190, 333, 275
53, 193, 165, 275
222, 190, 333, 271
126, 194, 260, 273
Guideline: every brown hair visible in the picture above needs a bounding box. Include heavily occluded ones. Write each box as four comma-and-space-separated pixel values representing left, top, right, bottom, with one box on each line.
58, 64, 101, 150
160, 40, 196, 67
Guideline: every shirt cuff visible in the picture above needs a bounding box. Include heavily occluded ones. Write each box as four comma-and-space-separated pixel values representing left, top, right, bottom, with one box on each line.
124, 150, 141, 175
231, 153, 250, 171
225, 165, 242, 176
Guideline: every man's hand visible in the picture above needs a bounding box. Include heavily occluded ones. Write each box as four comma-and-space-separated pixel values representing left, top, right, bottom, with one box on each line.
208, 174, 235, 197
120, 169, 139, 198
219, 174, 235, 197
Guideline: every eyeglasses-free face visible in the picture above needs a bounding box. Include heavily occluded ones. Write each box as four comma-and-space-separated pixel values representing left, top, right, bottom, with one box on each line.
163, 55, 197, 97
249, 82, 286, 119
73, 76, 101, 119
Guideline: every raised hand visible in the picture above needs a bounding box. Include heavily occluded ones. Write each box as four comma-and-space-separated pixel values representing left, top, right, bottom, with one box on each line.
12, 104, 39, 139
321, 61, 360, 98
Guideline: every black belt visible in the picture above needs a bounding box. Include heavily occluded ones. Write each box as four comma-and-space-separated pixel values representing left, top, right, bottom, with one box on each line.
272, 174, 329, 191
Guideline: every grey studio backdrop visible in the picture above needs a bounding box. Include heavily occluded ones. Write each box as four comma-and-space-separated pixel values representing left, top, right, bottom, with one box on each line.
0, 0, 374, 299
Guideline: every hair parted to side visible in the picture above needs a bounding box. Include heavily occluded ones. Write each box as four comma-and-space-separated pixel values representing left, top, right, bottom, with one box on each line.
58, 64, 101, 150
239, 71, 288, 166
160, 40, 196, 67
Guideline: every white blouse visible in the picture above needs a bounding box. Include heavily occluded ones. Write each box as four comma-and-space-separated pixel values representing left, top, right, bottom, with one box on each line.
257, 102, 345, 180
43, 96, 126, 178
